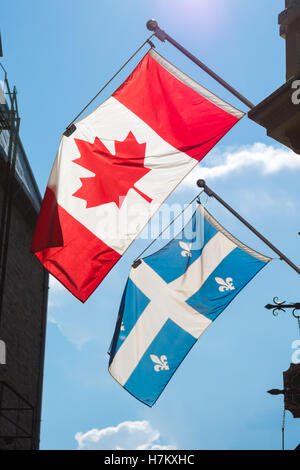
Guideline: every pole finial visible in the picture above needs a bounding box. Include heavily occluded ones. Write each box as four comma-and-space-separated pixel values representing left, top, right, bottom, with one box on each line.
197, 179, 206, 188
146, 19, 158, 32
146, 20, 167, 41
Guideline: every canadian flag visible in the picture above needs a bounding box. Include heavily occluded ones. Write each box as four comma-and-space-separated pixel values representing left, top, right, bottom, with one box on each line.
31, 49, 244, 302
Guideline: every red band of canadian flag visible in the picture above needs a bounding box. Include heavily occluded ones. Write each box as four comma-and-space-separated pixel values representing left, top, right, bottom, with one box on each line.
31, 49, 244, 302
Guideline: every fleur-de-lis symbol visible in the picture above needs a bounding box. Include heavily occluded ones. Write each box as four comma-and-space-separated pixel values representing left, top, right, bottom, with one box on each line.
215, 277, 235, 292
150, 354, 170, 372
179, 241, 193, 258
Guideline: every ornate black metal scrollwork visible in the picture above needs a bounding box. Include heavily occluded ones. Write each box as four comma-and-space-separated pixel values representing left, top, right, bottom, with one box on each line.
265, 297, 300, 319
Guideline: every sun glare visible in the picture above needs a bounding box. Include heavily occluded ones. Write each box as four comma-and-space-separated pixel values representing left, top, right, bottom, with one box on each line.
155, 0, 229, 37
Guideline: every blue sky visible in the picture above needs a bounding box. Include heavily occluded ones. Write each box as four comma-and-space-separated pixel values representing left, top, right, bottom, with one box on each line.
2, 0, 300, 450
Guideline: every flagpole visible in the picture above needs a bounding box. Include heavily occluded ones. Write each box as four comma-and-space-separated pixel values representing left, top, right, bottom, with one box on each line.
197, 179, 300, 276
146, 20, 255, 110
63, 34, 155, 137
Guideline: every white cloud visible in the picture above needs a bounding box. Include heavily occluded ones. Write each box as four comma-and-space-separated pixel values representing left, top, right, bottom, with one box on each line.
48, 275, 69, 309
181, 143, 300, 185
75, 421, 176, 450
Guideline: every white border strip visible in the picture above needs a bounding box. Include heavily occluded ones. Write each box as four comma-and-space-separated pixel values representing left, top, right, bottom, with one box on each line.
109, 260, 211, 385
198, 204, 271, 263
149, 49, 245, 119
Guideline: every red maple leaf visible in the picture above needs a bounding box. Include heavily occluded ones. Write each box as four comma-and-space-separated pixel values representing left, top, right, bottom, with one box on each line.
72, 131, 152, 208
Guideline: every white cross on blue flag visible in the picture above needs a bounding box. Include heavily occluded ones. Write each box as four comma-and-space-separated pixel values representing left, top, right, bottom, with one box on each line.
108, 204, 271, 406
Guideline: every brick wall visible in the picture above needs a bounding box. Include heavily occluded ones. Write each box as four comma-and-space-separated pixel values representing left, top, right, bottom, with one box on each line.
0, 156, 48, 450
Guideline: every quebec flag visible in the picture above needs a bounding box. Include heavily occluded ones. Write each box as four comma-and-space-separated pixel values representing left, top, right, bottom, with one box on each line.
109, 204, 271, 406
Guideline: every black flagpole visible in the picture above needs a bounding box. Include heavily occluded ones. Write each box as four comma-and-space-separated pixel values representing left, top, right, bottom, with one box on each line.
146, 19, 255, 110
197, 179, 300, 276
